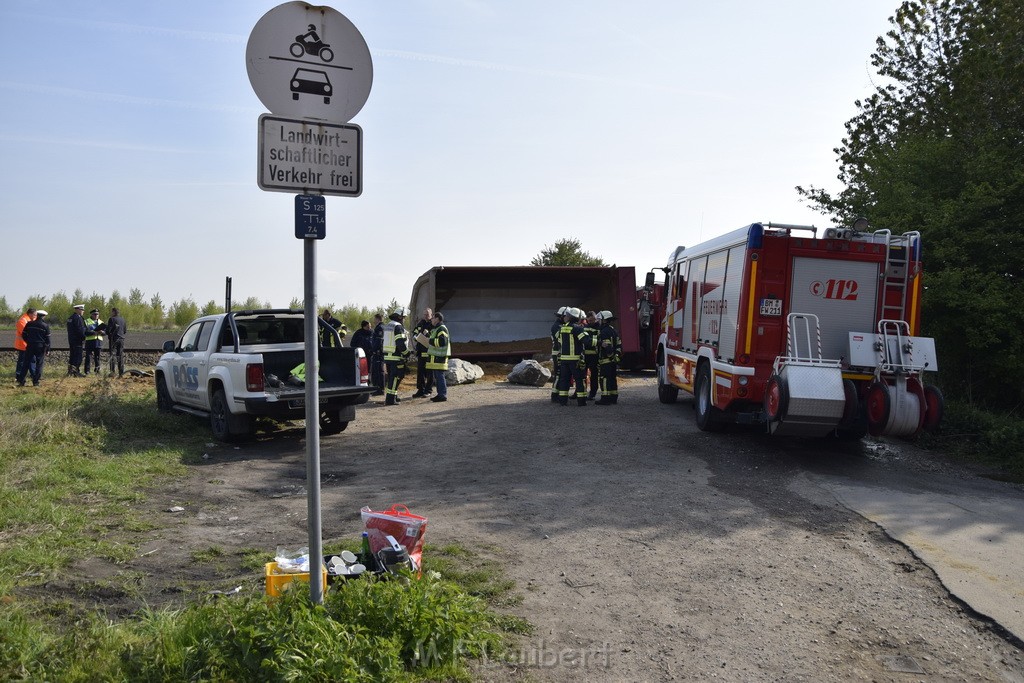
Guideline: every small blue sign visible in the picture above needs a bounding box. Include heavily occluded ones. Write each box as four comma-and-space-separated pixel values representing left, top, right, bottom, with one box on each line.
295, 194, 326, 239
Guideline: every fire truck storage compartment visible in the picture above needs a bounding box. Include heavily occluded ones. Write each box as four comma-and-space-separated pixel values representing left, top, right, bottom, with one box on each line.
768, 364, 847, 437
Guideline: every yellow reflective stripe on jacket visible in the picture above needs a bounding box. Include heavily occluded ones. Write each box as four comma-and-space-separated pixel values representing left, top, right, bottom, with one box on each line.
85, 320, 104, 341
426, 324, 450, 370
583, 325, 599, 355
558, 324, 588, 361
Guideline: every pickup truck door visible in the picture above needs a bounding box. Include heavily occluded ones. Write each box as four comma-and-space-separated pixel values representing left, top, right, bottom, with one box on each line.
191, 322, 216, 410
170, 321, 212, 409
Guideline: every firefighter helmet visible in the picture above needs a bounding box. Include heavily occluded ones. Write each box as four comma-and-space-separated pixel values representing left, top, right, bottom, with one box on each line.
598, 310, 615, 321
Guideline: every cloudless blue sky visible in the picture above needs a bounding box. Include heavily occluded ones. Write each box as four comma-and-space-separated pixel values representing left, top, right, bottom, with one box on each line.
0, 1, 897, 312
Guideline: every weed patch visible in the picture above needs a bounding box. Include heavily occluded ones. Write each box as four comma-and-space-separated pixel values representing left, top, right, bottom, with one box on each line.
0, 381, 529, 681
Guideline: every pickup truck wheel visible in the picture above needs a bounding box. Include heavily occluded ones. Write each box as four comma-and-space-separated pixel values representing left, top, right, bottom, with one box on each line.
319, 409, 348, 435
156, 376, 174, 412
210, 388, 253, 442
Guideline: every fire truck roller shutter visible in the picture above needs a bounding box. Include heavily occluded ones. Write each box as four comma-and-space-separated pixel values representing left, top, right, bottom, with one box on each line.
789, 257, 879, 363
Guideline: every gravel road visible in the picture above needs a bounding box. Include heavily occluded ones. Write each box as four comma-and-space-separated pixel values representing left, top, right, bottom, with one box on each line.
36, 371, 1024, 681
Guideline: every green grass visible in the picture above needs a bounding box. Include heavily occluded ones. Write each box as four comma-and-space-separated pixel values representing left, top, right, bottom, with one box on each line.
0, 375, 530, 681
0, 378, 199, 595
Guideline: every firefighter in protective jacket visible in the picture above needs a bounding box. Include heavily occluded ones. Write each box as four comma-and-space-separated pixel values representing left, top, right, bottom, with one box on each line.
582, 311, 600, 400
550, 306, 567, 402
382, 308, 410, 406
426, 312, 450, 402
595, 310, 622, 405
555, 307, 592, 406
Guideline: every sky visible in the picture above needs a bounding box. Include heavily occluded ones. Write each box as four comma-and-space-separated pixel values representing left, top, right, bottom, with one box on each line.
0, 0, 898, 313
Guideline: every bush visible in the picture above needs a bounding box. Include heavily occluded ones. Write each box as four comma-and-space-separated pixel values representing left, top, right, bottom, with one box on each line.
3, 573, 507, 682
919, 399, 1024, 480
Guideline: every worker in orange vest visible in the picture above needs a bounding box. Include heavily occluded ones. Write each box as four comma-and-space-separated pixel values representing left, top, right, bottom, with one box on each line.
14, 307, 36, 385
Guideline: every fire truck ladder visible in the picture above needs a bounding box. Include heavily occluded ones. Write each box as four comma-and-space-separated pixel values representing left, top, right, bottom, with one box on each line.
874, 229, 921, 323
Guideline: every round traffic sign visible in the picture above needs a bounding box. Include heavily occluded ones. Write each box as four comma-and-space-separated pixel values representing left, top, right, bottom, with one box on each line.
246, 2, 372, 123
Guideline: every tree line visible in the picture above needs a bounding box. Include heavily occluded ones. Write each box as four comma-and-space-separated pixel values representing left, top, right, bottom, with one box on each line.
798, 0, 1023, 413
0, 238, 605, 331
0, 289, 398, 334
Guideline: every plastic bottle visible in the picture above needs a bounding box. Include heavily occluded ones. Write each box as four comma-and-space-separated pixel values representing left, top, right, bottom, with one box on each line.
359, 531, 372, 567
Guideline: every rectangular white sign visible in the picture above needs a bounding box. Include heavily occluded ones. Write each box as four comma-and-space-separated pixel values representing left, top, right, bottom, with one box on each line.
257, 114, 362, 197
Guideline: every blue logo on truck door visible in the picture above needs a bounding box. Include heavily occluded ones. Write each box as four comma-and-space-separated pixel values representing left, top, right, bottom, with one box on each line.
172, 364, 200, 390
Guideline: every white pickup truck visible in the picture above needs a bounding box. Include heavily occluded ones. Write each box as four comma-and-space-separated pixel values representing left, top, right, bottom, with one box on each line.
154, 309, 372, 441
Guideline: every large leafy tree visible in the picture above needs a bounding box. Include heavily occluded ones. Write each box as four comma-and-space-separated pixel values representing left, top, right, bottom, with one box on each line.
798, 0, 1024, 407
530, 238, 607, 267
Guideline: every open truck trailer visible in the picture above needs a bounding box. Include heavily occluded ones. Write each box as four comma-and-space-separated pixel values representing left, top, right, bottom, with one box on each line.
409, 266, 653, 369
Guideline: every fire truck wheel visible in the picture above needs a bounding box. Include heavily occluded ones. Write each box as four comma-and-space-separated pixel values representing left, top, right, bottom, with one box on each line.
866, 381, 891, 437
833, 379, 868, 440
763, 374, 787, 423
922, 384, 944, 431
695, 363, 726, 432
839, 379, 859, 425
657, 366, 679, 404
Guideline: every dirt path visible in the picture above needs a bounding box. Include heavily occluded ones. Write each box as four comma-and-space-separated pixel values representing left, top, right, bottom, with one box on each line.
91, 374, 1024, 681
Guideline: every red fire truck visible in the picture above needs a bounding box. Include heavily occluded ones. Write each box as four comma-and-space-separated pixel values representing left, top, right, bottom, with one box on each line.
654, 221, 943, 438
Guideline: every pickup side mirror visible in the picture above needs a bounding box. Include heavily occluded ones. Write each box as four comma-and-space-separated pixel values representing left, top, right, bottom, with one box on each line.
645, 271, 656, 287
163, 340, 176, 353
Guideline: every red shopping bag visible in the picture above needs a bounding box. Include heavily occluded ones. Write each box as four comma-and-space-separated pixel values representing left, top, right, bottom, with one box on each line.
360, 504, 428, 570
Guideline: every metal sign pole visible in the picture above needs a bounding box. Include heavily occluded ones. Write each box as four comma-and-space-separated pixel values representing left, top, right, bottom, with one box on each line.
303, 237, 324, 604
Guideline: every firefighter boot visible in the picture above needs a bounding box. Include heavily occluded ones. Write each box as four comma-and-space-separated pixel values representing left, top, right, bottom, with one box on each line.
595, 397, 611, 405
385, 394, 396, 406
577, 396, 588, 407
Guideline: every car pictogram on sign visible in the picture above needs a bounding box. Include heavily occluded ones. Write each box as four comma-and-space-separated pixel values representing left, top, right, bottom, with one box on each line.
290, 68, 332, 104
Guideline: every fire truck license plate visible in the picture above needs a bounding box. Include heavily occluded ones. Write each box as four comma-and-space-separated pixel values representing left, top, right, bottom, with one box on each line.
759, 298, 782, 316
